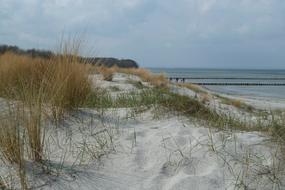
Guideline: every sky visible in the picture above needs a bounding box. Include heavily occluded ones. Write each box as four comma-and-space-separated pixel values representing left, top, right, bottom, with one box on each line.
1, 0, 285, 69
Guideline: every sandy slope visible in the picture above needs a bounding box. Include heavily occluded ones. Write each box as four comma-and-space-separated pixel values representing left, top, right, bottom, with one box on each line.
1, 73, 284, 190
45, 74, 284, 190
48, 109, 279, 190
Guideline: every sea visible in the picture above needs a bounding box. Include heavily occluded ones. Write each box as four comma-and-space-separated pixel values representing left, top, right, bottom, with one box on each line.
149, 68, 285, 100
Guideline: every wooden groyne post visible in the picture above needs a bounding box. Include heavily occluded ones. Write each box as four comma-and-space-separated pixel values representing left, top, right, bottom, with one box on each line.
168, 77, 285, 86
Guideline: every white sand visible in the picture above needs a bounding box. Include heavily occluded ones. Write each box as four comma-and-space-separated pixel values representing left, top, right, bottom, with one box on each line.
45, 74, 285, 190
1, 73, 284, 190
202, 87, 285, 111
45, 109, 281, 190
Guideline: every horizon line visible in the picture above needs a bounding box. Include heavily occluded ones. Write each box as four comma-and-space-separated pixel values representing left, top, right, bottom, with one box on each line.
146, 67, 285, 71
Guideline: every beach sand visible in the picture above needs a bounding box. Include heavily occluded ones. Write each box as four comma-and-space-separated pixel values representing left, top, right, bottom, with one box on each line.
1, 73, 284, 190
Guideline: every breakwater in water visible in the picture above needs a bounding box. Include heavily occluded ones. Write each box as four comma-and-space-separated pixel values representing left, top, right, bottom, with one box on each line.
150, 68, 285, 99
167, 77, 285, 86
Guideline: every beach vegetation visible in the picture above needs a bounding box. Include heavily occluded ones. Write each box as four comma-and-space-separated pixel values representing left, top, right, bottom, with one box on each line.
97, 66, 115, 81
214, 94, 254, 112
91, 66, 169, 88
178, 83, 207, 94
0, 45, 285, 189
0, 42, 92, 189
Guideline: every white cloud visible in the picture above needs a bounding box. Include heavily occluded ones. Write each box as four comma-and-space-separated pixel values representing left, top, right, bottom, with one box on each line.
0, 0, 285, 68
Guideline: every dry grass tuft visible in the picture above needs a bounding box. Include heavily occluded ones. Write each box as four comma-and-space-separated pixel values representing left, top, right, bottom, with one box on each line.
0, 105, 25, 165
0, 46, 91, 163
200, 93, 211, 104
90, 66, 169, 87
231, 99, 242, 108
148, 74, 168, 88
0, 50, 91, 156
178, 83, 207, 94
47, 53, 92, 121
215, 94, 254, 112
0, 45, 92, 189
0, 103, 29, 189
120, 68, 151, 80
97, 66, 115, 81
0, 51, 92, 122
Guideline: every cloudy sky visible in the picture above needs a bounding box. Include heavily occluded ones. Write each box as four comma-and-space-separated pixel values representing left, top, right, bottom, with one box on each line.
1, 0, 285, 69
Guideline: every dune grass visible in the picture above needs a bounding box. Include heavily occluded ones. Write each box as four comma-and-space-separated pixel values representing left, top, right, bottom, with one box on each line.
0, 50, 92, 150
215, 94, 254, 112
97, 66, 116, 81
178, 83, 254, 112
0, 51, 92, 120
85, 87, 252, 131
0, 105, 25, 165
0, 103, 29, 189
0, 47, 92, 189
0, 47, 284, 189
90, 66, 169, 88
117, 67, 168, 88
178, 83, 207, 94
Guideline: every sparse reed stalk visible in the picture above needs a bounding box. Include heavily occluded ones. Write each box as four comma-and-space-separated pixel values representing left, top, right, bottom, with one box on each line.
0, 104, 24, 165
0, 103, 28, 190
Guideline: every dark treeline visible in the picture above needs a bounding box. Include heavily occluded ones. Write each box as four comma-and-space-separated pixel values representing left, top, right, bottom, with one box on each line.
0, 44, 139, 68
0, 44, 53, 59
83, 57, 138, 68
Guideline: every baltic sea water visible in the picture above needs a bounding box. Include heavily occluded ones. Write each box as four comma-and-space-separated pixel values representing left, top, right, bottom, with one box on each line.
149, 68, 285, 99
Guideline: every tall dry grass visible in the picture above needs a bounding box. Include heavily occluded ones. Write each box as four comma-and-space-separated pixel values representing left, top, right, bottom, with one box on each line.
0, 103, 28, 189
0, 51, 92, 121
0, 105, 24, 165
0, 47, 92, 189
47, 53, 92, 121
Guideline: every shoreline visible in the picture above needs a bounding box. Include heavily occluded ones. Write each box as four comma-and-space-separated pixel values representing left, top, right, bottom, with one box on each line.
149, 68, 285, 103
201, 85, 285, 110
